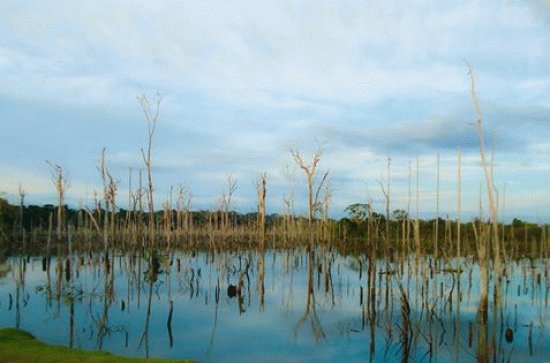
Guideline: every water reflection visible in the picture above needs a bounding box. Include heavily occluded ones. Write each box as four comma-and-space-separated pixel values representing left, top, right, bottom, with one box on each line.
0, 247, 549, 362
294, 246, 325, 342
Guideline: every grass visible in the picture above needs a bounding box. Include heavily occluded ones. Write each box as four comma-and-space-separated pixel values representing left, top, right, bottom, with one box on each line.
0, 328, 193, 363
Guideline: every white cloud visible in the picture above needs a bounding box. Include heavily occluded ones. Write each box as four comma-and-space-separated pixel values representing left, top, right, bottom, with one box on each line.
519, 77, 550, 91
2, 1, 538, 108
530, 141, 550, 154
0, 162, 100, 205
0, 1, 549, 220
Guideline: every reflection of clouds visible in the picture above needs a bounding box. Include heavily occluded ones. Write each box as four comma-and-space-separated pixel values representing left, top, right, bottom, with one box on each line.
0, 251, 548, 361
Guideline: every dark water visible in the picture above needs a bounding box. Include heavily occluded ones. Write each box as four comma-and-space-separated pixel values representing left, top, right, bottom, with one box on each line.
0, 248, 549, 362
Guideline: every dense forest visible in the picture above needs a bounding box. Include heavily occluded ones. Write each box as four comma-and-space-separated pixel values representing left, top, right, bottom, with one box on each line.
1, 196, 547, 258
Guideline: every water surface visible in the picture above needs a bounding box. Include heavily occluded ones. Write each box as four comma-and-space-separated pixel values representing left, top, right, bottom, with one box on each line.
0, 248, 549, 362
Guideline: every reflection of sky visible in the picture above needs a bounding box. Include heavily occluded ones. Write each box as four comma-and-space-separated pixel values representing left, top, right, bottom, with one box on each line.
0, 251, 549, 362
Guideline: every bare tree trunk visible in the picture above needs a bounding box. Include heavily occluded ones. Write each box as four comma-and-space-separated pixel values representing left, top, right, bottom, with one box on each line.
435, 155, 440, 262
466, 64, 499, 323
466, 64, 500, 269
221, 175, 237, 237
18, 184, 26, 249
457, 150, 462, 260
433, 155, 440, 308
176, 184, 187, 241
455, 149, 462, 363
321, 182, 332, 244
98, 148, 118, 251
281, 165, 296, 245
257, 173, 267, 243
378, 157, 391, 244
407, 161, 412, 253
138, 92, 162, 246
290, 147, 326, 249
186, 193, 193, 244
99, 149, 109, 250
291, 148, 321, 231
138, 169, 144, 245
414, 157, 420, 254
46, 161, 68, 241
164, 186, 173, 250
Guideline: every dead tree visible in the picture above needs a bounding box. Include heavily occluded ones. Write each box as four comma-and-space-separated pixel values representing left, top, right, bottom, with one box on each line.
138, 92, 162, 245
466, 63, 500, 323
319, 180, 332, 243
290, 147, 327, 245
18, 183, 26, 242
46, 161, 69, 240
377, 156, 391, 243
98, 148, 118, 250
176, 184, 187, 238
257, 173, 267, 242
221, 175, 237, 233
466, 64, 500, 268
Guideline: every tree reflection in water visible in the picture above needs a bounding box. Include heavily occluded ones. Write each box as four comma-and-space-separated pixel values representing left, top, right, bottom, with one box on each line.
0, 247, 549, 362
294, 244, 325, 342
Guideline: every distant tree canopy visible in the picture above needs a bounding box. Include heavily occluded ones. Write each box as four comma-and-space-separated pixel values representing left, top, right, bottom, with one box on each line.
344, 203, 389, 224
344, 203, 370, 224
0, 197, 547, 251
392, 209, 408, 221
0, 198, 16, 238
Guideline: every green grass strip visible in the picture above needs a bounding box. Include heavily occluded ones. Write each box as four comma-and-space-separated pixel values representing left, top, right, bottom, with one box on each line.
0, 328, 193, 363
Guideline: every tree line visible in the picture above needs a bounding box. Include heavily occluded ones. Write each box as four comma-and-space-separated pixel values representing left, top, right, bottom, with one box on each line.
0, 196, 546, 255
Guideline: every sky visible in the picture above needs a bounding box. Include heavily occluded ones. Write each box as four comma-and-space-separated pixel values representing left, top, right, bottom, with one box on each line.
0, 1, 549, 221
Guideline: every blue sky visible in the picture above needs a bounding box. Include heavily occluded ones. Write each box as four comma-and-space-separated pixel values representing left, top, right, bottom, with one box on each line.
1, 1, 549, 221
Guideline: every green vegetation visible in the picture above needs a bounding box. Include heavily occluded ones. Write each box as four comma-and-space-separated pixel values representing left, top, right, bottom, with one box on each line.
0, 68, 546, 363
0, 328, 191, 363
0, 196, 548, 258
0, 74, 547, 262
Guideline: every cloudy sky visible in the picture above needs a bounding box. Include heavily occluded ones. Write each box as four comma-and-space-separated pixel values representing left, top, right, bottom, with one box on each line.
1, 1, 549, 221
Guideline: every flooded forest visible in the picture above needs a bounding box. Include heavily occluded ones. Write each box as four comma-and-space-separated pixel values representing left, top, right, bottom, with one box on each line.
1, 75, 549, 363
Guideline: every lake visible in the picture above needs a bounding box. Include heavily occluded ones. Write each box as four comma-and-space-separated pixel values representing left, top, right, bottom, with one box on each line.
0, 247, 549, 362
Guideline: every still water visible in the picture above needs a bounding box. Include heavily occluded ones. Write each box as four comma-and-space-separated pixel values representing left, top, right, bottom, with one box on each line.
0, 248, 549, 362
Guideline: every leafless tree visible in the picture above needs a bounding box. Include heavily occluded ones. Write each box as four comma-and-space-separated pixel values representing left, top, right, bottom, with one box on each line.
256, 173, 267, 241
466, 62, 499, 324
18, 183, 25, 241
290, 147, 325, 231
98, 148, 118, 250
378, 156, 391, 242
221, 175, 237, 232
45, 161, 69, 240
466, 64, 500, 265
138, 91, 162, 244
